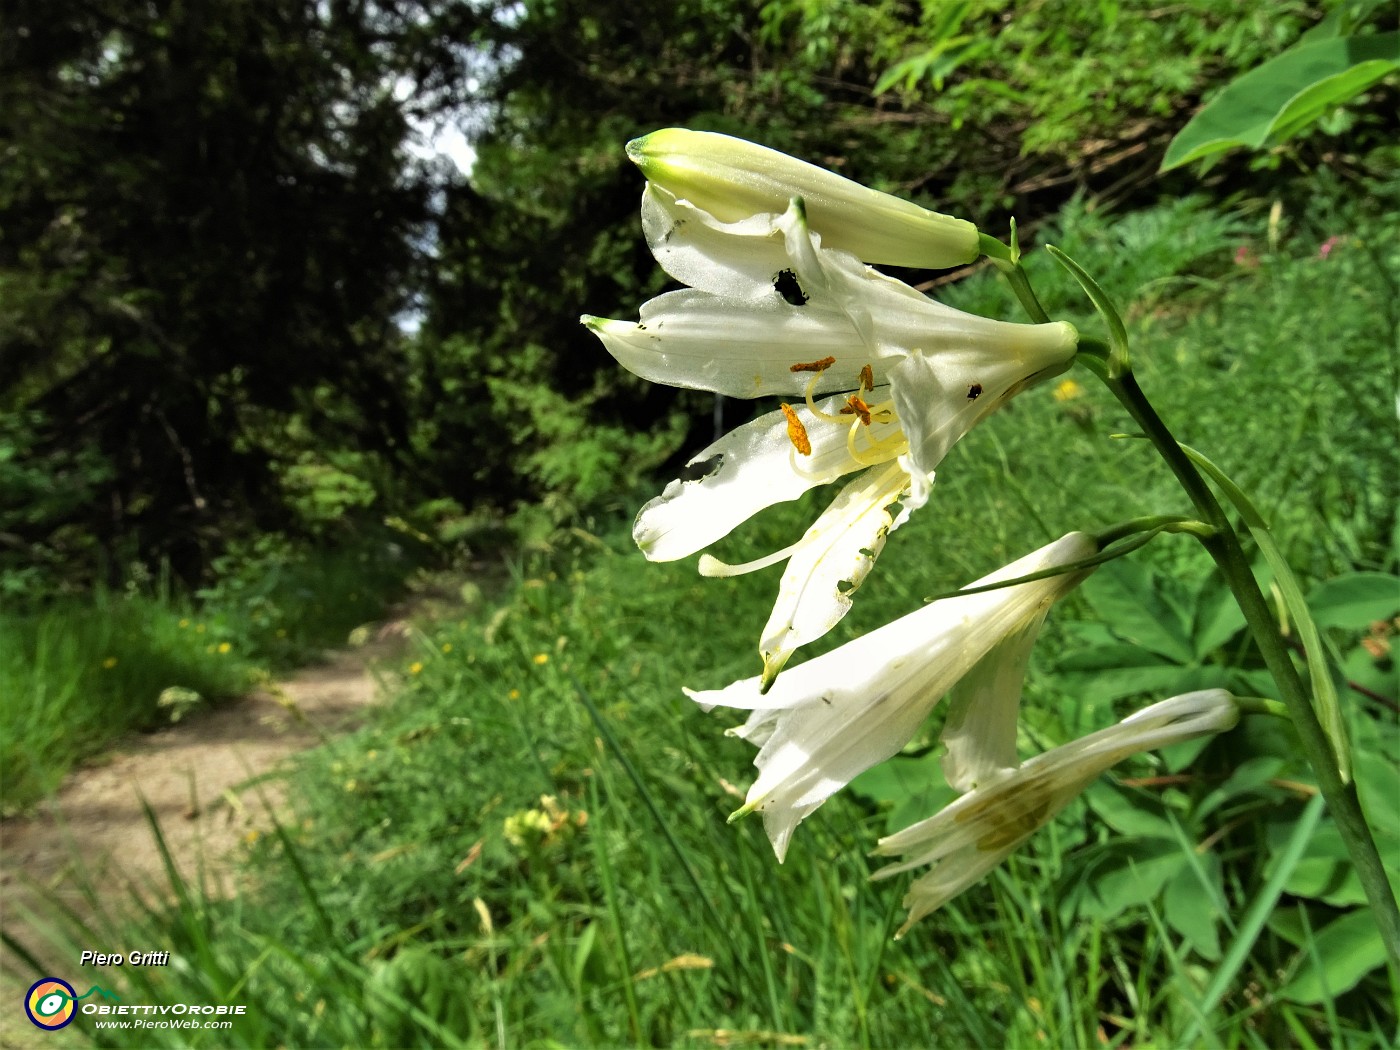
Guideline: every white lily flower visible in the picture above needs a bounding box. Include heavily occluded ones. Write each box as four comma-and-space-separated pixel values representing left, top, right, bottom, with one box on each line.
583, 193, 1077, 682
626, 128, 981, 270
685, 532, 1098, 862
871, 689, 1241, 937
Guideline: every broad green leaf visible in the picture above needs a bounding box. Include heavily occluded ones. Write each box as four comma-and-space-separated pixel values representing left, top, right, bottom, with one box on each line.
1079, 561, 1196, 664
1354, 746, 1400, 845
1268, 58, 1398, 141
848, 750, 955, 834
1342, 642, 1399, 703
1280, 908, 1389, 1003
1192, 573, 1247, 659
1164, 856, 1224, 960
1074, 839, 1185, 921
1055, 652, 1210, 705
1161, 32, 1400, 170
1266, 816, 1364, 906
1307, 571, 1400, 629
1084, 782, 1174, 839
1197, 755, 1285, 822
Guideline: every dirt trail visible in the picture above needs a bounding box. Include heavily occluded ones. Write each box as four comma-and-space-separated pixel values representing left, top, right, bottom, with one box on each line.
0, 634, 407, 1048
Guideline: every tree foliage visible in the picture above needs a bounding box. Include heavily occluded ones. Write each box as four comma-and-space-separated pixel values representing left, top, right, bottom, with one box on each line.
1, 0, 460, 581
3, 0, 1390, 592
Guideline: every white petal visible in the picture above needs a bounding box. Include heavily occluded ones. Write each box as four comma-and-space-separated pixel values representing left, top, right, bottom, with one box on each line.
686, 532, 1099, 859
939, 611, 1049, 793
727, 707, 781, 747
745, 680, 938, 862
641, 184, 787, 299
759, 460, 910, 687
582, 292, 897, 399
632, 395, 877, 561
872, 690, 1240, 933
889, 324, 1076, 480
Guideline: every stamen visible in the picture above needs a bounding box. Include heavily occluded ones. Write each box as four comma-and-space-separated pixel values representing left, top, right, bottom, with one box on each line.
846, 419, 909, 466
780, 403, 812, 455
858, 364, 874, 392
866, 396, 897, 423
802, 371, 848, 424
698, 541, 804, 578
789, 356, 837, 373
840, 395, 872, 426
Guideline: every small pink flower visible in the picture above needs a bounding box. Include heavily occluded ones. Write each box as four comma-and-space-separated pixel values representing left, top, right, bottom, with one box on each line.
1233, 245, 1258, 269
1319, 235, 1342, 260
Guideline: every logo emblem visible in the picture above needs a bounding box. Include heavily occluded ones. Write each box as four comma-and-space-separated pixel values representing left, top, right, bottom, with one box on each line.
25, 978, 78, 1030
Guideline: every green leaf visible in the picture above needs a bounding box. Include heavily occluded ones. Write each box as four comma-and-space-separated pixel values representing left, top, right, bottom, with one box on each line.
1266, 815, 1369, 907
1055, 647, 1207, 704
1354, 746, 1400, 845
1280, 908, 1389, 1003
1268, 58, 1398, 141
1084, 782, 1174, 839
1164, 855, 1224, 960
1080, 561, 1196, 664
1192, 574, 1248, 658
1307, 572, 1400, 630
1161, 32, 1400, 171
1196, 755, 1285, 822
1073, 839, 1185, 921
847, 750, 955, 834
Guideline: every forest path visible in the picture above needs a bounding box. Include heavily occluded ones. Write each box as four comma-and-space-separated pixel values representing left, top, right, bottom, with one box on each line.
0, 627, 413, 1048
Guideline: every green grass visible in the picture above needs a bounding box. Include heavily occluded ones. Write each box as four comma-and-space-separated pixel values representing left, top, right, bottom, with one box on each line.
10, 190, 1399, 1046
0, 529, 422, 813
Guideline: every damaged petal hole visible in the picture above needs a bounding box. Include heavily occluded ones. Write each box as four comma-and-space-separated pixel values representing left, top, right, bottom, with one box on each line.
677, 453, 724, 483
773, 268, 810, 307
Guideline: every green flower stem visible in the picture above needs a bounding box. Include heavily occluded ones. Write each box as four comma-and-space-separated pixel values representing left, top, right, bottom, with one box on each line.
1102, 363, 1400, 965
1234, 697, 1290, 719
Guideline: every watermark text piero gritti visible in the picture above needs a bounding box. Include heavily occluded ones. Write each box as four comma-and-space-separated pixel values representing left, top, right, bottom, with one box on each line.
80, 950, 171, 967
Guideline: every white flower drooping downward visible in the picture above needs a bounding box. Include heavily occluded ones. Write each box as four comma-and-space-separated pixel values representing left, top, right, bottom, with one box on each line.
685, 532, 1099, 863
583, 180, 1077, 685
872, 689, 1241, 937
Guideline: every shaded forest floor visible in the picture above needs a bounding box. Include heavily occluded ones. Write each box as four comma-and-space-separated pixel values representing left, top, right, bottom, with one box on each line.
0, 620, 417, 1049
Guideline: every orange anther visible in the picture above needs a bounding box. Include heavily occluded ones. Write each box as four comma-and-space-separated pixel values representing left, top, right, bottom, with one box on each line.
858, 364, 874, 391
840, 395, 872, 426
789, 356, 837, 374
780, 403, 812, 455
